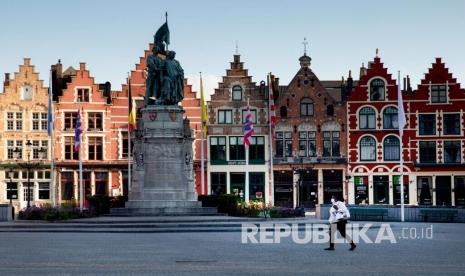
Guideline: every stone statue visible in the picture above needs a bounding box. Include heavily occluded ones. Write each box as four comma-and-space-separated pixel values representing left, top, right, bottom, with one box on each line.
145, 18, 184, 106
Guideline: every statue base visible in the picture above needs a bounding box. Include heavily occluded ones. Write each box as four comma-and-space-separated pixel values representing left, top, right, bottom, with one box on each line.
111, 105, 217, 216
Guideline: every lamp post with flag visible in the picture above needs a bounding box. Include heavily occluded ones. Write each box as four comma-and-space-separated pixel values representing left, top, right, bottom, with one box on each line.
397, 71, 407, 222
74, 105, 83, 211
243, 97, 254, 202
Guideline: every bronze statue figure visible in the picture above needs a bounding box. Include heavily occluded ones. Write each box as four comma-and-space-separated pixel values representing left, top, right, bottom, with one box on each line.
145, 17, 184, 106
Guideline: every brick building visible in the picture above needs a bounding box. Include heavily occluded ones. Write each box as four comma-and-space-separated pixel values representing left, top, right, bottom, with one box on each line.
408, 58, 465, 206
273, 53, 348, 208
206, 54, 271, 203
52, 62, 128, 206
346, 55, 414, 205
0, 58, 52, 210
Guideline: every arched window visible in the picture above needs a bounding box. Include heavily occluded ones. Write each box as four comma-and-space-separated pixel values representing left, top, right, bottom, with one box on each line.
384, 136, 400, 161
280, 106, 287, 118
300, 98, 314, 116
360, 136, 376, 161
383, 106, 398, 129
359, 107, 376, 129
326, 105, 334, 116
370, 78, 385, 101
232, 85, 242, 101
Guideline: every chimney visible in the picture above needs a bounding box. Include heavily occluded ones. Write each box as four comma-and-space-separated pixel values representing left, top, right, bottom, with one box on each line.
79, 62, 86, 71
359, 62, 367, 78
3, 73, 10, 92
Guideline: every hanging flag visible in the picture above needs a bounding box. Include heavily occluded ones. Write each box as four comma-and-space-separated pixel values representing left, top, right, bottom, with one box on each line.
128, 78, 136, 132
243, 101, 254, 149
47, 72, 53, 136
397, 73, 407, 136
268, 74, 276, 138
200, 74, 207, 139
74, 109, 82, 153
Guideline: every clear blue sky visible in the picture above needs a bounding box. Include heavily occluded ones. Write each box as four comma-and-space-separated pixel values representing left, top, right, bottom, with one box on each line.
1, 0, 464, 96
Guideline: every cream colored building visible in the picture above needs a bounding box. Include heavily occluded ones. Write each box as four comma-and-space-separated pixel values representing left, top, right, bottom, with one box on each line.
0, 58, 53, 211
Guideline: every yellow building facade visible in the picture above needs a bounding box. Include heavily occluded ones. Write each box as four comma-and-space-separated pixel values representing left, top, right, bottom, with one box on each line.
0, 58, 53, 211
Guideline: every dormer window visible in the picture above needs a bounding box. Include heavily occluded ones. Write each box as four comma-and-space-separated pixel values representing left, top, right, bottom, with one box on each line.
431, 85, 447, 103
232, 85, 242, 101
77, 88, 90, 102
369, 78, 385, 101
21, 85, 33, 100
300, 98, 314, 116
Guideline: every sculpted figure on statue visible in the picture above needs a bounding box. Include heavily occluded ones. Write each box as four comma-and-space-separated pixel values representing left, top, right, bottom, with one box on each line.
145, 20, 184, 106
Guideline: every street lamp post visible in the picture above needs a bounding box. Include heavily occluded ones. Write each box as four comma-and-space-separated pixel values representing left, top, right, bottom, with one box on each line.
13, 140, 47, 209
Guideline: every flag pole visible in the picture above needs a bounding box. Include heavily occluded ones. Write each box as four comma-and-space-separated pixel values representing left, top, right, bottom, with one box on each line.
267, 73, 275, 206
48, 70, 56, 206
127, 74, 132, 193
200, 73, 205, 195
398, 70, 405, 222
78, 100, 83, 211
245, 96, 250, 202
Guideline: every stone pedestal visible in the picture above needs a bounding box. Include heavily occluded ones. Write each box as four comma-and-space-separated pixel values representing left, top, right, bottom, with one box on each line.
112, 105, 217, 216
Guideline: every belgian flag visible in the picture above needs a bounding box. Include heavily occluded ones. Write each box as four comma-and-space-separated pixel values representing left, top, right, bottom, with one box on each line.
128, 78, 136, 132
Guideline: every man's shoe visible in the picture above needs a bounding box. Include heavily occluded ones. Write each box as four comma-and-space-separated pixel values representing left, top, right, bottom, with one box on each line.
324, 247, 335, 251
349, 244, 356, 251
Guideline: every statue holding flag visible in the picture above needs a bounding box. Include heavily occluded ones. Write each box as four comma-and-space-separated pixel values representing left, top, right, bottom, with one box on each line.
145, 14, 184, 106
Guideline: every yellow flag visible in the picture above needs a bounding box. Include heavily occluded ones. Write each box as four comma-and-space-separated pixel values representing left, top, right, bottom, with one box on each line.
200, 75, 207, 139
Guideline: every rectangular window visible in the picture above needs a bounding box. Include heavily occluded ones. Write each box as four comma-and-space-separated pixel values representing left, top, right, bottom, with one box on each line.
249, 172, 265, 201
23, 187, 34, 202
275, 131, 292, 157
431, 85, 447, 103
419, 114, 436, 135
218, 110, 232, 124
6, 112, 22, 131
16, 112, 22, 130
64, 137, 78, 160
210, 172, 226, 195
354, 176, 368, 205
210, 136, 226, 163
122, 131, 129, 159
95, 172, 108, 195
32, 112, 48, 131
419, 141, 436, 163
242, 109, 257, 124
229, 136, 245, 161
443, 114, 460, 135
444, 141, 461, 163
61, 172, 74, 200
88, 137, 103, 160
249, 136, 265, 163
32, 140, 48, 159
77, 88, 90, 102
7, 140, 22, 160
298, 131, 316, 157
88, 112, 103, 131
64, 112, 77, 130
6, 182, 18, 200
38, 183, 50, 199
323, 131, 340, 157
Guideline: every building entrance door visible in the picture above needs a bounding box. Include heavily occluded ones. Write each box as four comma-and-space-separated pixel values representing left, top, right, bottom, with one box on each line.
455, 176, 465, 207
323, 170, 343, 204
230, 173, 245, 201
373, 175, 389, 204
274, 171, 293, 207
436, 176, 451, 206
300, 170, 318, 209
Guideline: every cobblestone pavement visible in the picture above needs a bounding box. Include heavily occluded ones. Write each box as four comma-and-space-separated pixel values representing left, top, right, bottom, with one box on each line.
0, 222, 463, 275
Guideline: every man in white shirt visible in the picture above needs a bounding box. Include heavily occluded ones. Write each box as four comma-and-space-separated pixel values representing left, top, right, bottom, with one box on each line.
325, 195, 356, 251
